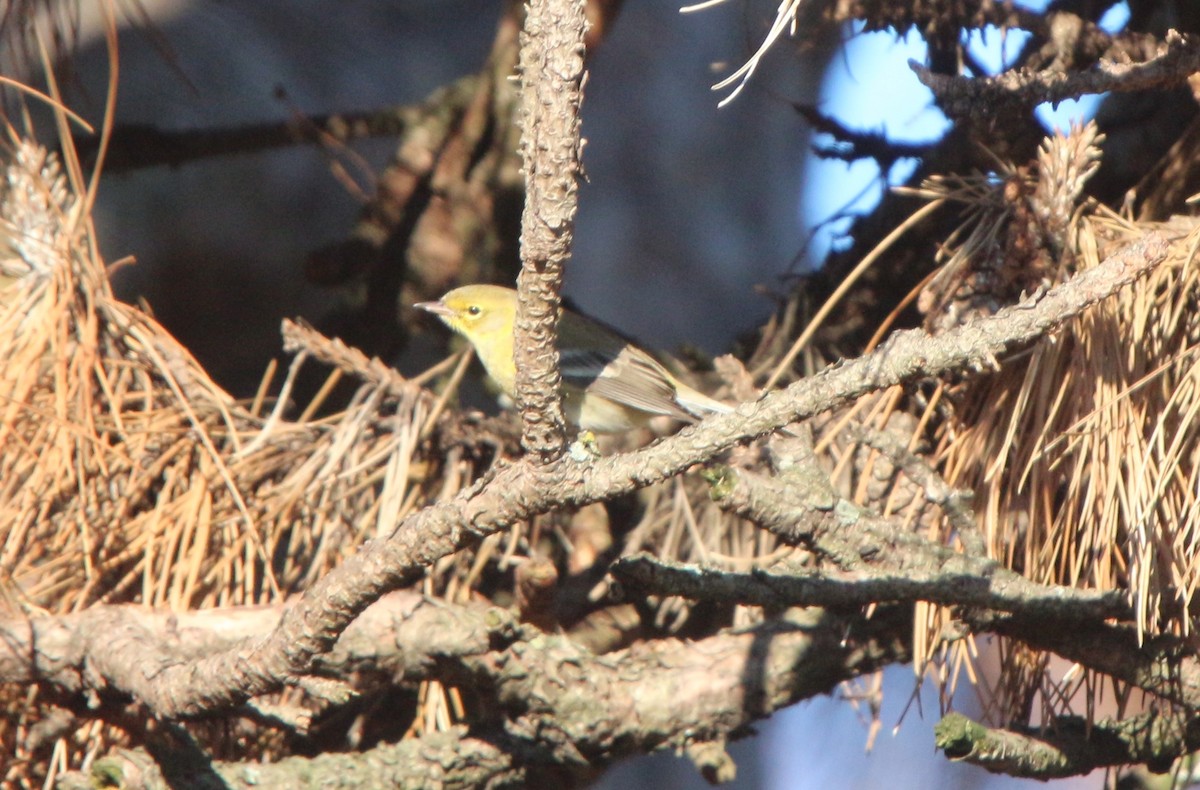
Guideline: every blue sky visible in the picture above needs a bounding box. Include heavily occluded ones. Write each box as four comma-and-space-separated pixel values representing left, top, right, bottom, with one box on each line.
801, 1, 1132, 266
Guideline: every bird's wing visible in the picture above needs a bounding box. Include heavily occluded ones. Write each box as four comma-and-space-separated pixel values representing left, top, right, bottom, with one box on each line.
559, 346, 696, 422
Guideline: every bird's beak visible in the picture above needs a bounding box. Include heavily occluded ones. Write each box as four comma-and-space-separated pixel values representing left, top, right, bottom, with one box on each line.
414, 299, 454, 318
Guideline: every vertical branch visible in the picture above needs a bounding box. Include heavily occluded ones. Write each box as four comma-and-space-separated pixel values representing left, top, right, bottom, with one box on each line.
514, 0, 589, 459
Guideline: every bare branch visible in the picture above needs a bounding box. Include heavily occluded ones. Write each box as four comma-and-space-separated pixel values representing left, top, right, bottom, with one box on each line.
849, 425, 983, 555
613, 553, 1130, 622
914, 30, 1200, 120
449, 608, 909, 761
0, 593, 521, 698
56, 728, 520, 790
793, 103, 931, 170
513, 0, 588, 458
72, 93, 473, 173
971, 611, 1200, 710
280, 318, 429, 401
60, 233, 1162, 719
936, 710, 1200, 779
57, 609, 910, 789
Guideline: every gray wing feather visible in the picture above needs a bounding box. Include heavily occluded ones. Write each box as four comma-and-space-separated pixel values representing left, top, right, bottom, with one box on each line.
559, 347, 695, 422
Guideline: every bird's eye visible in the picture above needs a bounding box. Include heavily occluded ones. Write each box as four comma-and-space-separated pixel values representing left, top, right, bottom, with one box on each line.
466, 305, 482, 317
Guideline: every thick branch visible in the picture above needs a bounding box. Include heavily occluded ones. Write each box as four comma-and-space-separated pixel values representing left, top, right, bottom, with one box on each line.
0, 593, 520, 699
58, 609, 911, 790
972, 611, 1200, 710
65, 233, 1162, 719
56, 728, 520, 790
513, 0, 588, 458
456, 607, 910, 760
936, 710, 1200, 779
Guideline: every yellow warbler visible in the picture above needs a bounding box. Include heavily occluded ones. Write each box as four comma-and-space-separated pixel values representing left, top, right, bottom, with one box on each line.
415, 284, 731, 433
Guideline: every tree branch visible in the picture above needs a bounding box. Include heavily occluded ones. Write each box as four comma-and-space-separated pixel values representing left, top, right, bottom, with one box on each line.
703, 445, 1115, 626
0, 593, 521, 703
56, 608, 911, 789
970, 611, 1200, 710
56, 233, 1163, 720
913, 30, 1200, 120
613, 553, 1130, 622
280, 318, 431, 401
72, 90, 478, 174
936, 710, 1200, 779
56, 728, 521, 790
848, 425, 983, 555
512, 0, 588, 458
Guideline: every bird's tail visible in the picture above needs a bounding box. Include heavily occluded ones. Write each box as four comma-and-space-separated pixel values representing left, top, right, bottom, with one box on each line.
675, 382, 733, 419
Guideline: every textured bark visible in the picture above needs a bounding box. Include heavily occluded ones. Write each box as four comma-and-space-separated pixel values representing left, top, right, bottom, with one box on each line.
512, 0, 589, 458
22, 233, 1163, 721
55, 608, 911, 789
936, 710, 1200, 778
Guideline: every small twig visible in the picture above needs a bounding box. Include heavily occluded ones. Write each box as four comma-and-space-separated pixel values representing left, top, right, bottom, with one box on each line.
281, 318, 427, 400
914, 30, 1200, 120
686, 740, 737, 784
243, 698, 313, 735
850, 425, 984, 555
794, 104, 931, 169
73, 81, 480, 174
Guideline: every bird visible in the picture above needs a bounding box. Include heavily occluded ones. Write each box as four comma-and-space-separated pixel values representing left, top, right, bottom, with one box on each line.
415, 284, 732, 433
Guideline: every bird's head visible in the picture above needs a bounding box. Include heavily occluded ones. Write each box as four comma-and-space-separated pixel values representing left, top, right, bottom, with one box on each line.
415, 284, 518, 344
